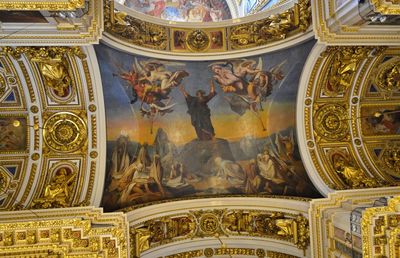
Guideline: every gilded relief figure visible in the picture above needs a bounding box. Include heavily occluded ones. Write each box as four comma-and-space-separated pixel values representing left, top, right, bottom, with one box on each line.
330, 150, 377, 188
32, 167, 76, 208
44, 168, 76, 200
31, 52, 72, 98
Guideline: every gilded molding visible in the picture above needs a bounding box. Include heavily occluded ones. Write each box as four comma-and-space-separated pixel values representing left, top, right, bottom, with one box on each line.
130, 208, 309, 257
0, 0, 84, 11
162, 248, 298, 257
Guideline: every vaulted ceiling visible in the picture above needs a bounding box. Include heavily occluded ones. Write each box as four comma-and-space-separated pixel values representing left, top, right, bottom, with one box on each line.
0, 0, 399, 257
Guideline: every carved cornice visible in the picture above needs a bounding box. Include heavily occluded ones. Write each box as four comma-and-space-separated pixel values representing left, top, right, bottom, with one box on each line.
0, 0, 103, 45
312, 0, 400, 44
0, 207, 129, 257
362, 196, 400, 258
309, 187, 400, 258
130, 209, 309, 257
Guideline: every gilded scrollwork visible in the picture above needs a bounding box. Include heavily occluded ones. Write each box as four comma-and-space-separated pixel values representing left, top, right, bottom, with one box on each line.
228, 0, 311, 49
370, 0, 400, 15
130, 209, 309, 256
105, 2, 168, 51
0, 44, 100, 211
104, 0, 311, 53
0, 74, 5, 100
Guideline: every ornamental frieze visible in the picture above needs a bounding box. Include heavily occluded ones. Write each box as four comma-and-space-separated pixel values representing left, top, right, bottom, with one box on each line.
103, 0, 312, 55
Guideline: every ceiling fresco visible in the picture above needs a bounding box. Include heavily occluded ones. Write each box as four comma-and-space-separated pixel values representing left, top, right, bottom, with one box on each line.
95, 39, 321, 211
117, 0, 232, 22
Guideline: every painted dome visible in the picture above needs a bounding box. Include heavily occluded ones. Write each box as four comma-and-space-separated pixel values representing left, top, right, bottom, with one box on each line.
116, 0, 280, 22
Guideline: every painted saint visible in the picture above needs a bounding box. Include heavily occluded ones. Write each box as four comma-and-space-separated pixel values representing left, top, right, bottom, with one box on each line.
179, 81, 216, 140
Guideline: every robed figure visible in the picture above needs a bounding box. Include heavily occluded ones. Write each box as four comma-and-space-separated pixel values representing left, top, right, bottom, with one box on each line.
179, 81, 216, 140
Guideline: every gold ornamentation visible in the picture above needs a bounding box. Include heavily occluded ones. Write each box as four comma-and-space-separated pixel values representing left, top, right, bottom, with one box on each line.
30, 153, 40, 161
362, 196, 400, 258
0, 0, 84, 11
375, 58, 400, 94
30, 105, 38, 113
228, 0, 311, 50
301, 46, 400, 193
165, 248, 297, 258
0, 207, 128, 257
314, 104, 349, 141
267, 251, 299, 258
321, 46, 373, 96
104, 0, 311, 53
132, 228, 151, 256
0, 167, 10, 195
90, 151, 98, 159
130, 209, 310, 256
31, 164, 77, 209
199, 213, 220, 235
370, 0, 400, 15
88, 104, 97, 112
105, 2, 168, 51
43, 112, 87, 153
0, 74, 5, 99
32, 54, 72, 99
186, 29, 210, 52
380, 144, 400, 177
328, 149, 379, 188
9, 47, 84, 102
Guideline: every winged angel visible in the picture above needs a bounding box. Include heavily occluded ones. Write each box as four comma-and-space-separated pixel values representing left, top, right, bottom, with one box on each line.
209, 58, 285, 130
114, 59, 188, 133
